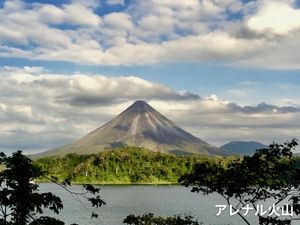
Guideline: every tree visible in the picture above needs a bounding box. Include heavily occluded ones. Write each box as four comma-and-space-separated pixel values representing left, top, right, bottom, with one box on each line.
123, 213, 201, 225
179, 140, 300, 225
0, 151, 105, 225
29, 217, 65, 225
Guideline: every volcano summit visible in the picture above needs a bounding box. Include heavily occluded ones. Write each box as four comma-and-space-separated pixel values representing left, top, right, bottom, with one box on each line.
36, 100, 221, 157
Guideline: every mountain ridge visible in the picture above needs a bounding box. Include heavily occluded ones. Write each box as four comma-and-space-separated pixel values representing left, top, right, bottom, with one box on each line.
220, 141, 267, 155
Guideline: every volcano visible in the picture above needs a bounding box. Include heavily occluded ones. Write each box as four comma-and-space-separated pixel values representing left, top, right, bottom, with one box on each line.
35, 100, 221, 157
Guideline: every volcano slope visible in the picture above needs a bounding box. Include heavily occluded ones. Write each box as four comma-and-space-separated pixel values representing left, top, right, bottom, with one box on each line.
34, 100, 222, 157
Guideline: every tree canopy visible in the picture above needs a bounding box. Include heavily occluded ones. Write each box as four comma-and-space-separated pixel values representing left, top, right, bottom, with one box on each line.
0, 151, 105, 225
35, 147, 214, 184
179, 139, 300, 225
123, 213, 201, 225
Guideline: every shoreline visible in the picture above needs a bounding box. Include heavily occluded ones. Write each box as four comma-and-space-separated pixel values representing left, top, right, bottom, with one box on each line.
37, 181, 180, 185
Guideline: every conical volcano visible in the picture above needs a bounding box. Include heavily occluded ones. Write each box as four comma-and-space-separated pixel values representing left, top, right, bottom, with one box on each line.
35, 100, 221, 157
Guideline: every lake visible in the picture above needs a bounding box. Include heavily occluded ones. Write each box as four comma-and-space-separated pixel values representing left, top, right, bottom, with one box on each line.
39, 183, 295, 225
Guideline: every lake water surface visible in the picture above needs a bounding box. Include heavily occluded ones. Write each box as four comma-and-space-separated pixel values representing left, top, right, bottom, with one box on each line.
39, 183, 295, 225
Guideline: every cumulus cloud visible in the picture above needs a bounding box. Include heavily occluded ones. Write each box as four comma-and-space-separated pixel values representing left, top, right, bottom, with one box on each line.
0, 0, 300, 68
246, 0, 300, 35
0, 66, 299, 153
154, 97, 300, 146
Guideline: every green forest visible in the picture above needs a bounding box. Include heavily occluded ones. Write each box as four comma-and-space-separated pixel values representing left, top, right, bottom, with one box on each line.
34, 147, 235, 184
2, 141, 300, 225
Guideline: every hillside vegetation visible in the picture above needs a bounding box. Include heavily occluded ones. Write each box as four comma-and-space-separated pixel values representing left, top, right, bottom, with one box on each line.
34, 147, 232, 184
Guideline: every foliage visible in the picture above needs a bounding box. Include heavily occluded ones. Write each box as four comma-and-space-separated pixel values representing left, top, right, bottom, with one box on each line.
35, 147, 221, 184
0, 151, 105, 225
47, 178, 106, 220
29, 216, 65, 225
0, 151, 63, 225
179, 139, 300, 225
123, 213, 201, 225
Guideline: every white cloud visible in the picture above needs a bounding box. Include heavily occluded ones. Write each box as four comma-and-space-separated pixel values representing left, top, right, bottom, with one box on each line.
246, 0, 300, 35
103, 13, 133, 30
63, 3, 101, 27
37, 4, 65, 24
0, 0, 300, 68
0, 67, 299, 153
234, 29, 300, 69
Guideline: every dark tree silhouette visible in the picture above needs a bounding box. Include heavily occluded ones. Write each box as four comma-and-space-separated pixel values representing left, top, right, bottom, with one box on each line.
179, 139, 300, 225
29, 217, 65, 225
0, 151, 105, 225
0, 151, 63, 225
123, 213, 201, 225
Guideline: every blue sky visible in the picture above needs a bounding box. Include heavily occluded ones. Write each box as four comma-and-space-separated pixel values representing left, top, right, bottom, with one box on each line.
0, 0, 300, 153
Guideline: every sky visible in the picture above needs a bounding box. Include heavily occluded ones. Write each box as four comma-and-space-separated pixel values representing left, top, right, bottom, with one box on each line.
0, 0, 300, 153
